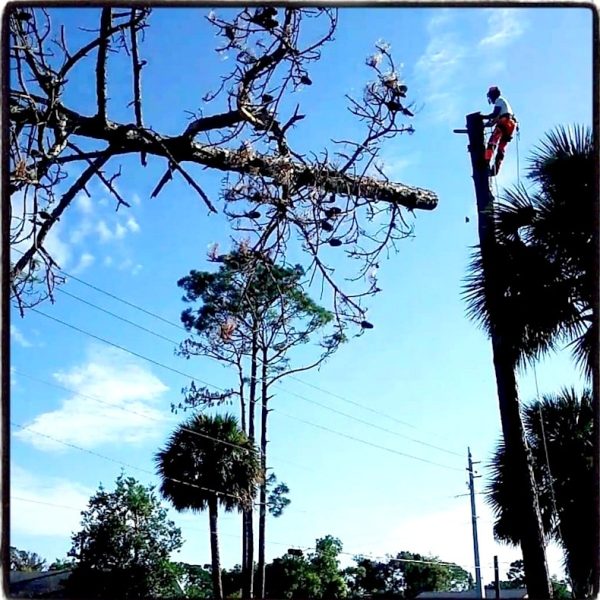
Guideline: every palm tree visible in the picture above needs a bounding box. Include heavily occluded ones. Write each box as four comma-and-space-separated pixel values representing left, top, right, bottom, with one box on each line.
464, 123, 595, 596
487, 388, 594, 598
492, 125, 594, 374
464, 113, 552, 597
155, 413, 261, 600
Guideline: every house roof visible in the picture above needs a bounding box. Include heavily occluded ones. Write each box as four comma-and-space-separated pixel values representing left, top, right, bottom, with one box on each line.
416, 589, 528, 600
9, 570, 72, 598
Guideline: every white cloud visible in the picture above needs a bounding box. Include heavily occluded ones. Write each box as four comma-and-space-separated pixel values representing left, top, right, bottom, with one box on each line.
415, 35, 466, 88
358, 501, 566, 585
11, 324, 32, 348
414, 14, 467, 125
11, 465, 92, 537
115, 222, 128, 239
479, 9, 525, 48
426, 9, 453, 36
14, 345, 169, 452
103, 256, 113, 267
44, 220, 71, 269
71, 252, 95, 274
126, 216, 140, 233
97, 220, 113, 242
75, 193, 93, 214
96, 217, 139, 243
118, 258, 143, 275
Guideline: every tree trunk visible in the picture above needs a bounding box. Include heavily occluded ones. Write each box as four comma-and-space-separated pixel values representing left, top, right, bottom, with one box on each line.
239, 363, 248, 588
256, 347, 269, 598
465, 112, 552, 599
243, 328, 259, 599
208, 497, 224, 600
592, 313, 600, 597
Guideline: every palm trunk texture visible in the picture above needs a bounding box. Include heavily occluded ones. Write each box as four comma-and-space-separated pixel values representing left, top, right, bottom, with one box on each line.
209, 497, 224, 600
465, 112, 552, 599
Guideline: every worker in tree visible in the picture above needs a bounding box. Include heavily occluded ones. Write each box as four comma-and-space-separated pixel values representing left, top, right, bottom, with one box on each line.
481, 86, 517, 176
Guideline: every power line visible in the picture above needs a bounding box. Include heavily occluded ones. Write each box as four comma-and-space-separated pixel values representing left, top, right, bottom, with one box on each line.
30, 307, 229, 394
55, 288, 180, 346
41, 285, 463, 459
273, 409, 463, 472
26, 310, 463, 472
14, 369, 247, 454
33, 259, 438, 438
273, 381, 462, 458
13, 368, 310, 472
10, 495, 477, 570
10, 421, 262, 507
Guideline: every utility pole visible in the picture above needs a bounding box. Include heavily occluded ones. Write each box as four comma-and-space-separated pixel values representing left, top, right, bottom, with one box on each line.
494, 555, 500, 600
467, 447, 483, 599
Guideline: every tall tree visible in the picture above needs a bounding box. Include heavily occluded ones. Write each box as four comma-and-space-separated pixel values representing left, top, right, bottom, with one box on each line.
155, 413, 261, 600
8, 7, 437, 321
177, 246, 340, 597
465, 123, 595, 596
64, 473, 182, 599
487, 389, 594, 597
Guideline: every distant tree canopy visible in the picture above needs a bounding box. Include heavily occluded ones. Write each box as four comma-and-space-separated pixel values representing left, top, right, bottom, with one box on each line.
64, 473, 183, 599
345, 551, 473, 599
9, 546, 47, 572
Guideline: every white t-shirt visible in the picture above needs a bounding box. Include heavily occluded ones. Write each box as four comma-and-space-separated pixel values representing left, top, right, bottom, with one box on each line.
494, 96, 513, 117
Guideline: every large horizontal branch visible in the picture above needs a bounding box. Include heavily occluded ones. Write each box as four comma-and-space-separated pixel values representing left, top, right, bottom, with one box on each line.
10, 97, 438, 211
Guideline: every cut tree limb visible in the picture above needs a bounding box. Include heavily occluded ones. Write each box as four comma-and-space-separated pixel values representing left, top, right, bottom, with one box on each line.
10, 97, 439, 211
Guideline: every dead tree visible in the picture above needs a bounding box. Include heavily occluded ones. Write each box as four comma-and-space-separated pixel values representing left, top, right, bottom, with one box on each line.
8, 6, 438, 326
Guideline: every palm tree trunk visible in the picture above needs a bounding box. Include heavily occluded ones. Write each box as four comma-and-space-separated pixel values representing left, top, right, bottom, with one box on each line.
256, 347, 269, 598
592, 313, 600, 597
465, 112, 552, 599
208, 497, 224, 600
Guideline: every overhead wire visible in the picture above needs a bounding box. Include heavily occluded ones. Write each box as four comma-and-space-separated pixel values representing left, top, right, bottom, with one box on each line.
13, 368, 312, 472
25, 271, 463, 457
10, 421, 272, 509
273, 408, 462, 472
12, 248, 447, 439
26, 308, 463, 472
10, 495, 479, 571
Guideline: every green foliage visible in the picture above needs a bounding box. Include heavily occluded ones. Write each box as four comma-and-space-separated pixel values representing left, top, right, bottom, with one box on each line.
222, 563, 244, 598
47, 557, 75, 571
344, 551, 472, 599
266, 472, 291, 517
64, 473, 183, 599
9, 546, 47, 572
176, 246, 341, 410
486, 388, 593, 597
309, 535, 348, 598
265, 554, 323, 599
506, 559, 525, 587
155, 413, 261, 513
551, 576, 571, 599
172, 562, 214, 598
262, 536, 472, 600
464, 124, 594, 375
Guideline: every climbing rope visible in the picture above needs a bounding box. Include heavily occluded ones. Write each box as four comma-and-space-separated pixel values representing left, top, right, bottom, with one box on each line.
515, 123, 521, 188
533, 365, 575, 593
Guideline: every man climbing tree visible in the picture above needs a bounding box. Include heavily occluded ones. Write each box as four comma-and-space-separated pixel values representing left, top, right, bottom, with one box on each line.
482, 86, 517, 176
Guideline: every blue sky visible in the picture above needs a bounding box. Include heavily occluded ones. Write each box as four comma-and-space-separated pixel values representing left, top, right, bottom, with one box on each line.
10, 5, 593, 587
